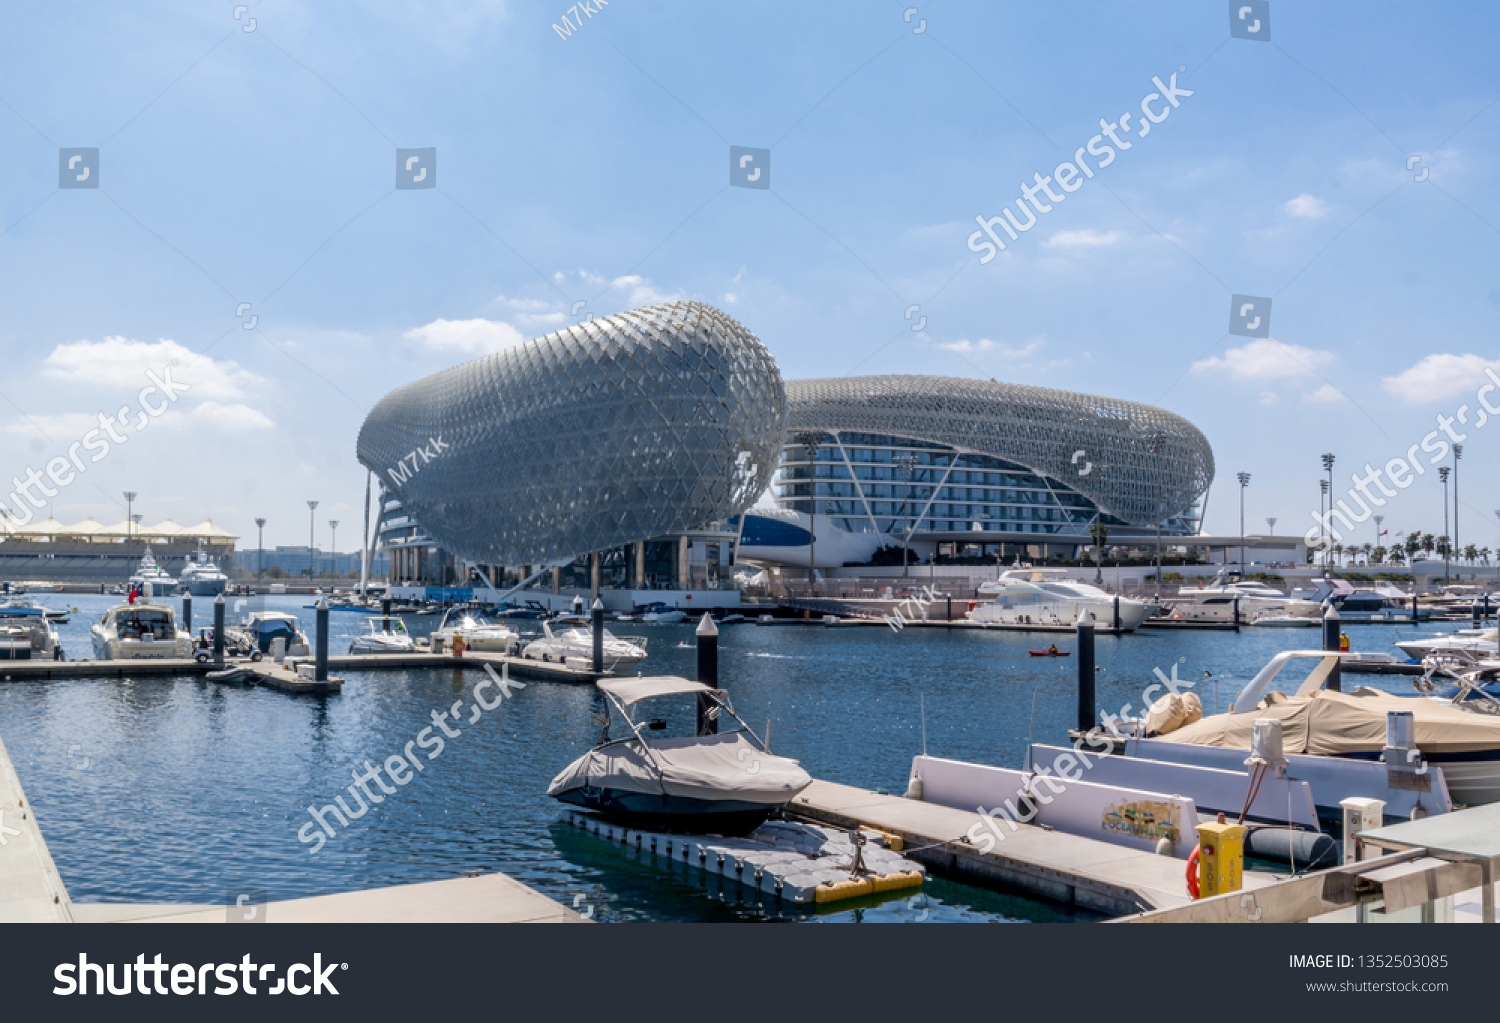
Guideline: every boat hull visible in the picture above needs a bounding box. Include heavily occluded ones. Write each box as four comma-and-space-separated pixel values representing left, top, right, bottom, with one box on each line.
553, 787, 782, 835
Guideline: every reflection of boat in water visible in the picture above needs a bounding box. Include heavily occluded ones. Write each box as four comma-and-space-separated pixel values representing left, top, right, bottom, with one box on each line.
348, 615, 415, 654
428, 609, 518, 654
522, 621, 647, 671
90, 602, 192, 660
0, 602, 64, 660
970, 569, 1151, 631
548, 675, 812, 833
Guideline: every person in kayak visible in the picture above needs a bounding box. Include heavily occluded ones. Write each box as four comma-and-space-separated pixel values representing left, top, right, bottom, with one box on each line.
1047, 644, 1059, 655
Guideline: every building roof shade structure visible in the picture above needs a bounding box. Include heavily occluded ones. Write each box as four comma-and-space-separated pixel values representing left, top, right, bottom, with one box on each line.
785, 375, 1214, 528
0, 517, 238, 541
356, 301, 786, 566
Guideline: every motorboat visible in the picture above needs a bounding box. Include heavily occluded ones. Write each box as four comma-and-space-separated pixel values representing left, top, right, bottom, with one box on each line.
1394, 627, 1499, 662
547, 675, 813, 833
638, 602, 687, 624
225, 611, 310, 660
1250, 614, 1319, 628
175, 542, 228, 597
1145, 649, 1500, 806
1336, 589, 1416, 623
0, 602, 64, 660
495, 600, 551, 619
968, 568, 1152, 631
522, 621, 647, 672
428, 608, 518, 654
1167, 575, 1321, 625
127, 551, 175, 600
90, 602, 192, 660
348, 615, 415, 654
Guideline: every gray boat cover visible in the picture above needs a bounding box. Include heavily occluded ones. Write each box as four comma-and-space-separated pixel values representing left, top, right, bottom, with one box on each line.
548, 732, 814, 805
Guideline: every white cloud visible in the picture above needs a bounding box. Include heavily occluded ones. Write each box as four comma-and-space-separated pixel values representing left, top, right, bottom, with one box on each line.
1381, 353, 1500, 403
938, 339, 1043, 358
1258, 391, 1278, 405
403, 317, 527, 355
2, 413, 107, 440
42, 337, 259, 400
1280, 194, 1331, 219
1044, 229, 1123, 248
186, 402, 275, 430
723, 292, 738, 305
1193, 339, 1336, 379
1302, 384, 1346, 403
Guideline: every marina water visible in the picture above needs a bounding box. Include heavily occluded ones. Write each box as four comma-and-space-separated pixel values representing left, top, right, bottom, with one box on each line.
0, 595, 1451, 922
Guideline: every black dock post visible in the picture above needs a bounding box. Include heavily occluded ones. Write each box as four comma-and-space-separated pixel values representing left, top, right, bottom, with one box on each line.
1486, 593, 1492, 626
182, 593, 192, 635
1112, 595, 1120, 632
1411, 593, 1419, 624
381, 597, 392, 618
212, 594, 225, 668
1076, 620, 1096, 733
591, 598, 604, 673
696, 613, 719, 736
1233, 595, 1241, 632
315, 597, 329, 682
1474, 600, 1482, 630
946, 595, 952, 623
1323, 604, 1342, 692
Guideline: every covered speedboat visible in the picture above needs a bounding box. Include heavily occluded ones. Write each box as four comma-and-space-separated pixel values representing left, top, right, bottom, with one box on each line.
548, 676, 813, 833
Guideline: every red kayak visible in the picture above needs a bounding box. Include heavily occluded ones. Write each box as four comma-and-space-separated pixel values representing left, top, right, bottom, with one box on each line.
1029, 650, 1070, 657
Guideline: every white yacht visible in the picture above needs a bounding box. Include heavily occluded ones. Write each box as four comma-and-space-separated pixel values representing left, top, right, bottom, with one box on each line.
638, 602, 687, 624
90, 602, 192, 660
428, 609, 519, 654
1167, 575, 1321, 625
522, 621, 648, 672
347, 615, 415, 654
176, 542, 228, 597
1394, 627, 1499, 662
127, 551, 176, 600
0, 602, 64, 660
969, 568, 1152, 631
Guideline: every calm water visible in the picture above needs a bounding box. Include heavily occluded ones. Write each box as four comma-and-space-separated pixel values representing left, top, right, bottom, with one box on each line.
0, 594, 1451, 922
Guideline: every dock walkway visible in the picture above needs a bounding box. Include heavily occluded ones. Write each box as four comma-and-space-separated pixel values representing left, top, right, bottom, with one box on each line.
789, 779, 1276, 916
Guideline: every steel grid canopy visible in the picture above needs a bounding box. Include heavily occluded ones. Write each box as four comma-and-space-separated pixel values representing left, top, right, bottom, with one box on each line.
786, 375, 1213, 528
357, 301, 786, 566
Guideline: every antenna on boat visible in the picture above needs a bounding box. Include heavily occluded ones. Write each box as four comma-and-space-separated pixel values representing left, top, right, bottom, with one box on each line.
919, 693, 927, 756
1026, 688, 1038, 773
765, 719, 771, 754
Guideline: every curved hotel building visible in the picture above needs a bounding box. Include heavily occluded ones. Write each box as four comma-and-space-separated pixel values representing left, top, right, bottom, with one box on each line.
737, 375, 1214, 568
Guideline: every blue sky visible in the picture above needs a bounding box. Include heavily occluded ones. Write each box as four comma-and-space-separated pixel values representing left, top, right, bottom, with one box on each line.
1, 0, 1496, 552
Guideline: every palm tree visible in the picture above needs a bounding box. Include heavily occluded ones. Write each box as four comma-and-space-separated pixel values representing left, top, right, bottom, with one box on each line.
1360, 542, 1373, 565
1372, 545, 1387, 565
1482, 546, 1493, 566
1464, 544, 1479, 564
1331, 542, 1344, 567
1388, 546, 1405, 566
1436, 535, 1451, 559
1406, 532, 1422, 560
1422, 534, 1437, 556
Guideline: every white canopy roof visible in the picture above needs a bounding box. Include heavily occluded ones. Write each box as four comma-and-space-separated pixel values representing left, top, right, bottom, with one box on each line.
597, 675, 712, 705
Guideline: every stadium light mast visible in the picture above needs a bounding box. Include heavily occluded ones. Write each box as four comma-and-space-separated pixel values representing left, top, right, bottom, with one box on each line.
123, 492, 137, 540
307, 500, 319, 579
1236, 472, 1251, 570
254, 518, 267, 582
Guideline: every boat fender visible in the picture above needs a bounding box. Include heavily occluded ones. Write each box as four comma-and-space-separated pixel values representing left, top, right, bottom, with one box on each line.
1244, 827, 1338, 871
904, 769, 923, 800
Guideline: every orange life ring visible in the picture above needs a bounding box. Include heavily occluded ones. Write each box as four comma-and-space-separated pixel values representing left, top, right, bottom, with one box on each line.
1186, 844, 1201, 899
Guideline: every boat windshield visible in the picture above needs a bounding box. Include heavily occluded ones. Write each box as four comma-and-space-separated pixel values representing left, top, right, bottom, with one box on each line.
114, 609, 175, 639
369, 617, 408, 634
1039, 582, 1107, 599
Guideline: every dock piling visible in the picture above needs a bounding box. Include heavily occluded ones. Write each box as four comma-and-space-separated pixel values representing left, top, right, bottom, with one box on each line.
381, 597, 392, 617
212, 594, 225, 668
1233, 595, 1241, 632
182, 593, 191, 635
1112, 595, 1120, 632
1474, 600, 1482, 629
1076, 620, 1096, 733
696, 613, 719, 736
315, 597, 329, 682
1323, 604, 1342, 692
591, 598, 604, 673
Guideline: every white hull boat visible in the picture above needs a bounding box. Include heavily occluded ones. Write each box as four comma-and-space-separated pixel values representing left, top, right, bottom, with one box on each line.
90, 602, 192, 660
0, 603, 64, 660
970, 568, 1150, 631
348, 615, 415, 654
522, 621, 647, 672
429, 609, 518, 654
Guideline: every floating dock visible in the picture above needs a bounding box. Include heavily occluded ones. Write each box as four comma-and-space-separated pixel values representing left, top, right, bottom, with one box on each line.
786, 779, 1276, 916
557, 809, 923, 904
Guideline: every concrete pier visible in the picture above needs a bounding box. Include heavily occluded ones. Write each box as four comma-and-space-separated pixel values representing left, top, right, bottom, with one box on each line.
0, 736, 73, 922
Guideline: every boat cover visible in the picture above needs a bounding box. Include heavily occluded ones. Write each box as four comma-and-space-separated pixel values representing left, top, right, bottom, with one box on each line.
597, 676, 710, 706
1160, 688, 1500, 755
548, 732, 813, 805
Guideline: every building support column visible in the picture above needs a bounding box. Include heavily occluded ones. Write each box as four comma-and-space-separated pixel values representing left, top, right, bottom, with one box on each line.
635, 540, 646, 590
678, 535, 690, 589
590, 551, 601, 600
551, 565, 560, 594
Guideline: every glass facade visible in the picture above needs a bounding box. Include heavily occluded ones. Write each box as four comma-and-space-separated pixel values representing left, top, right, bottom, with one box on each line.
778, 377, 1213, 539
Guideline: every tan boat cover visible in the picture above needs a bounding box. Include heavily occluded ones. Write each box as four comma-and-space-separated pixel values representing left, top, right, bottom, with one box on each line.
548, 732, 813, 805
1161, 689, 1500, 755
